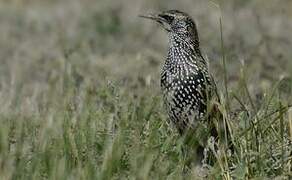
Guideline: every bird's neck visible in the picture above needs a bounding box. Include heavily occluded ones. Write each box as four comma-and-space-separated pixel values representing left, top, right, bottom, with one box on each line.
165, 33, 206, 70
170, 32, 200, 48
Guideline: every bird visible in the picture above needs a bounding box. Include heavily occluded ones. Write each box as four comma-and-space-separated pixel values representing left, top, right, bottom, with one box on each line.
140, 10, 228, 165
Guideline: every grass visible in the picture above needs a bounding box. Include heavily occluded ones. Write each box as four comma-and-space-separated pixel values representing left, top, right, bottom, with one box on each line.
0, 0, 292, 179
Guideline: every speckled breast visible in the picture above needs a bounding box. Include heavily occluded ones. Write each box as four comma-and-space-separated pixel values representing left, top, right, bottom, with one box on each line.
161, 69, 211, 133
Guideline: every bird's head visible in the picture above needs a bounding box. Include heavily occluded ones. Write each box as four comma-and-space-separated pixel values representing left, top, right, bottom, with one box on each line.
140, 10, 198, 37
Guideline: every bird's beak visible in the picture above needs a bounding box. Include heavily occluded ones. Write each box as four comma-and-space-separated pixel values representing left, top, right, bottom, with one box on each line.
139, 14, 168, 24
139, 13, 159, 21
139, 13, 171, 32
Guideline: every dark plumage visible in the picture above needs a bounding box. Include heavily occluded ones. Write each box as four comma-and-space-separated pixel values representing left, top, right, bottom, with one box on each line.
141, 10, 219, 135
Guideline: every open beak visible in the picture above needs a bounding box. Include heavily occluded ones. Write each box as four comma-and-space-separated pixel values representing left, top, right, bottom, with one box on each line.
139, 13, 159, 20
139, 14, 167, 24
139, 13, 164, 23
139, 13, 170, 32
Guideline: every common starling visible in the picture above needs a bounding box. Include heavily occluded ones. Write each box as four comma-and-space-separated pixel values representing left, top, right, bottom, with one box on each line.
140, 10, 220, 137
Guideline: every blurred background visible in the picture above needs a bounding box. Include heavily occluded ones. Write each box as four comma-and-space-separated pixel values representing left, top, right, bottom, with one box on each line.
1, 0, 292, 108
1, 0, 292, 99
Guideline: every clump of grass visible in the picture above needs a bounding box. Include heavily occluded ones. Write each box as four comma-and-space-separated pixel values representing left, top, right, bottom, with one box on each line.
0, 57, 291, 179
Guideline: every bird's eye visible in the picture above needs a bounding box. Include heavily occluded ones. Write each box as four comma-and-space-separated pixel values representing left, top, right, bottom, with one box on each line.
159, 14, 174, 23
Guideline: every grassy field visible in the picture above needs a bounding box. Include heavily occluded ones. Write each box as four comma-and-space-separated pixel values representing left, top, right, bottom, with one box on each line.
0, 0, 291, 179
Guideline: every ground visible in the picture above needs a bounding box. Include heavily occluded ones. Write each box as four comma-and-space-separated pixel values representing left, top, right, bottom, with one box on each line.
0, 0, 291, 179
